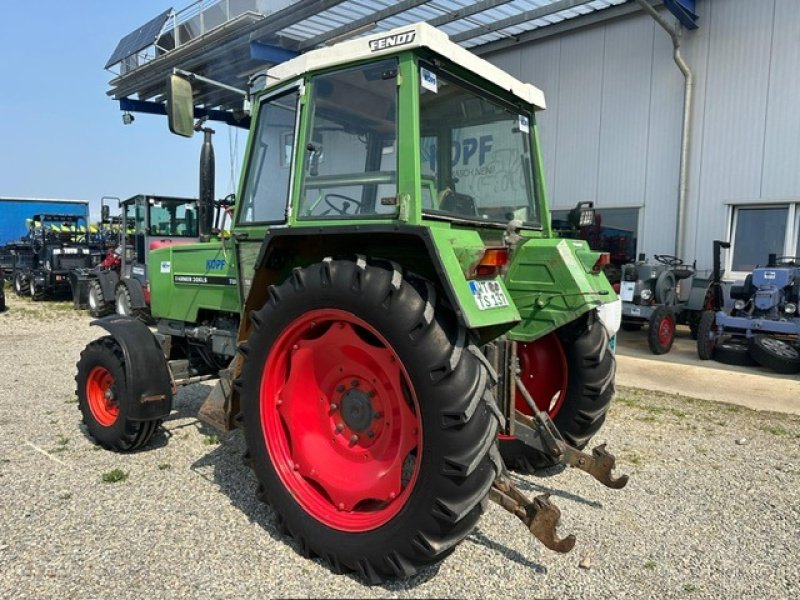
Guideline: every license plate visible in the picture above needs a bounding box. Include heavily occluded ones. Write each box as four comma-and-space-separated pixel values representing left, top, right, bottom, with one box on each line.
468, 279, 509, 310
620, 281, 635, 302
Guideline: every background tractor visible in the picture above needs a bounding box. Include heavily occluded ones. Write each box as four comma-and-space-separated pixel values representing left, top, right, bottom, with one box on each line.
698, 247, 800, 373
11, 214, 101, 301
75, 24, 625, 584
71, 194, 207, 319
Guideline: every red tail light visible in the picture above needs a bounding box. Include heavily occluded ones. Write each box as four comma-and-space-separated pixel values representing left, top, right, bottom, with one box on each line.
473, 248, 509, 277
592, 252, 611, 273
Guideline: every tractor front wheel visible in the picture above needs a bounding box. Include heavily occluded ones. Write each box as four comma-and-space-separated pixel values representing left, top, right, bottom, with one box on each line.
115, 282, 149, 321
75, 336, 160, 451
239, 259, 501, 583
88, 280, 113, 318
499, 313, 616, 471
648, 306, 675, 355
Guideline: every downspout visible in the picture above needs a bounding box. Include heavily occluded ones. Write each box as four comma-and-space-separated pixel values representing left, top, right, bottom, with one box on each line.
635, 0, 694, 258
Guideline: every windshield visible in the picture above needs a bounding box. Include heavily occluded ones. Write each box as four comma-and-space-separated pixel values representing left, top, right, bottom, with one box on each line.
418, 65, 539, 226
149, 200, 198, 237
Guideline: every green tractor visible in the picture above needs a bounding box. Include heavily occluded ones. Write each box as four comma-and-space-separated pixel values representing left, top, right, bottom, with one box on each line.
76, 23, 625, 583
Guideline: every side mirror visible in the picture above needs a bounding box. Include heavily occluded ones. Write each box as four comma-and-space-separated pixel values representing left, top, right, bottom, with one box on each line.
167, 74, 195, 137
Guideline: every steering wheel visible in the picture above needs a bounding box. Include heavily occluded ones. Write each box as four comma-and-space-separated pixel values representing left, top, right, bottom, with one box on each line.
324, 193, 362, 216
654, 254, 684, 267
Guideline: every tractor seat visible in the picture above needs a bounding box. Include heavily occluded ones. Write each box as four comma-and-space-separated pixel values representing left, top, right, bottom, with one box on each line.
672, 267, 695, 281
149, 239, 194, 251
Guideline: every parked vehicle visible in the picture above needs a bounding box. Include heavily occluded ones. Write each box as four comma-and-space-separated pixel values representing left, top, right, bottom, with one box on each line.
74, 24, 627, 583
70, 195, 211, 318
698, 248, 800, 373
12, 214, 102, 301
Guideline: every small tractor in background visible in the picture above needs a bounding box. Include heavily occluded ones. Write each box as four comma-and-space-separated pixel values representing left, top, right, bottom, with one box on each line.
698, 244, 800, 373
71, 194, 210, 319
75, 24, 627, 583
11, 214, 102, 301
618, 254, 696, 354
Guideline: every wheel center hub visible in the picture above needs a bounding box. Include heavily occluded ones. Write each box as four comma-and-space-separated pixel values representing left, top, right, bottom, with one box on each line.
340, 389, 374, 432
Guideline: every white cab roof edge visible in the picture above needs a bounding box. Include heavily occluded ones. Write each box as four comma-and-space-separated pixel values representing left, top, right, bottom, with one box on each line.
266, 22, 546, 110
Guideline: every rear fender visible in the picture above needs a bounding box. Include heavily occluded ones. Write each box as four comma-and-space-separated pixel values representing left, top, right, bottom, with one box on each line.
91, 315, 172, 421
241, 225, 521, 343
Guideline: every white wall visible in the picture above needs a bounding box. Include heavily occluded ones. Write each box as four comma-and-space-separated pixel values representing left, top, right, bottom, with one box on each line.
485, 0, 800, 270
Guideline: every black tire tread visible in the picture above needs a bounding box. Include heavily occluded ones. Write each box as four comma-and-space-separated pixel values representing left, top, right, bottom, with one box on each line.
89, 280, 113, 318
748, 335, 800, 374
75, 336, 159, 452
501, 313, 616, 471
239, 258, 501, 583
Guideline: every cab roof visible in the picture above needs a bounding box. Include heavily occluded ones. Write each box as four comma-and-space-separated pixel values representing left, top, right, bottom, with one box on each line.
266, 22, 546, 111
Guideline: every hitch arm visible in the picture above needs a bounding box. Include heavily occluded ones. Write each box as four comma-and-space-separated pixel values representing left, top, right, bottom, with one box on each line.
490, 472, 576, 553
514, 376, 629, 490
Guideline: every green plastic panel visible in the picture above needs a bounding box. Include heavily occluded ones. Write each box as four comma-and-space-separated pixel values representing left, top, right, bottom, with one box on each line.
149, 240, 241, 322
504, 237, 616, 341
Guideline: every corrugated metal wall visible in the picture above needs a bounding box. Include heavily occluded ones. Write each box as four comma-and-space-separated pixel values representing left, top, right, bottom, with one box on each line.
485, 0, 800, 270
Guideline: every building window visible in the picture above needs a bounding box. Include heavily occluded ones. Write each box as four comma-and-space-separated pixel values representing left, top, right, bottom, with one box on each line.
729, 205, 794, 273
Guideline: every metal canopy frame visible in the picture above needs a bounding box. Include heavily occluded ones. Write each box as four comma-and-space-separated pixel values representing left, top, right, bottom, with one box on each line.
108, 0, 650, 120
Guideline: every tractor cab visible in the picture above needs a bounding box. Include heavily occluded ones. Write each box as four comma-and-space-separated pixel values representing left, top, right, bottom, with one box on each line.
119, 194, 201, 295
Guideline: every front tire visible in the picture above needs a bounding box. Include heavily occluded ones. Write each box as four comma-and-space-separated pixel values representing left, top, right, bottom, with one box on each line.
115, 282, 149, 321
239, 258, 501, 583
88, 280, 113, 317
648, 306, 675, 355
75, 336, 159, 451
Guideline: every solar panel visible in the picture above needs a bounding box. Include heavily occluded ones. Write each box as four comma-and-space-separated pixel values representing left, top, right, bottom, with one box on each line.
105, 8, 173, 69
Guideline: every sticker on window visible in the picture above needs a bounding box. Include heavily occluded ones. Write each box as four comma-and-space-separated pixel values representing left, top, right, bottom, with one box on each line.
518, 115, 530, 134
421, 68, 438, 93
160, 261, 171, 274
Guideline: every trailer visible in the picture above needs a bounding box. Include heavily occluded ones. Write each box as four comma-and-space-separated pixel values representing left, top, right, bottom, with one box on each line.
0, 197, 89, 246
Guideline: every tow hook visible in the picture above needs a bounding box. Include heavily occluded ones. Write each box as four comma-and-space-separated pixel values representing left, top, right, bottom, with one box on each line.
489, 375, 628, 553
490, 472, 576, 553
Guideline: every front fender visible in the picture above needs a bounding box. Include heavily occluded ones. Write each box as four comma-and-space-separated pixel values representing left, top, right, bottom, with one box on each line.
91, 315, 172, 421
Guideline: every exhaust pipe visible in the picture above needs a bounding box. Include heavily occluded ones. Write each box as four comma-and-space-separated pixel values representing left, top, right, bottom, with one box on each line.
198, 127, 215, 240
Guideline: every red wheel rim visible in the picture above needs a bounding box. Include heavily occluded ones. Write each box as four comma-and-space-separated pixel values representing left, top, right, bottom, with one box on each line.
658, 314, 675, 347
260, 309, 422, 532
86, 366, 119, 427
501, 333, 567, 441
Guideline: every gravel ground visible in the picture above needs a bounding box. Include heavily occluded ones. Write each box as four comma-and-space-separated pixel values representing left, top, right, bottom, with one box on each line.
1, 290, 799, 599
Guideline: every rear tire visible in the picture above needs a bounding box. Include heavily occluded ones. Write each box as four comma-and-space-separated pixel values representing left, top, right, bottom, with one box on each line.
88, 280, 113, 317
75, 336, 159, 451
500, 314, 616, 471
647, 306, 675, 355
696, 310, 716, 360
238, 258, 501, 583
749, 335, 800, 374
714, 338, 757, 366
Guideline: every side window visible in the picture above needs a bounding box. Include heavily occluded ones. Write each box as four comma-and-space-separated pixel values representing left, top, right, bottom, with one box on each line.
239, 90, 299, 224
298, 59, 398, 219
731, 206, 788, 272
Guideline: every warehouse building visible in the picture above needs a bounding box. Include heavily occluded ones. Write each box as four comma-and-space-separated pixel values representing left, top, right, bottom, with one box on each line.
108, 0, 796, 278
